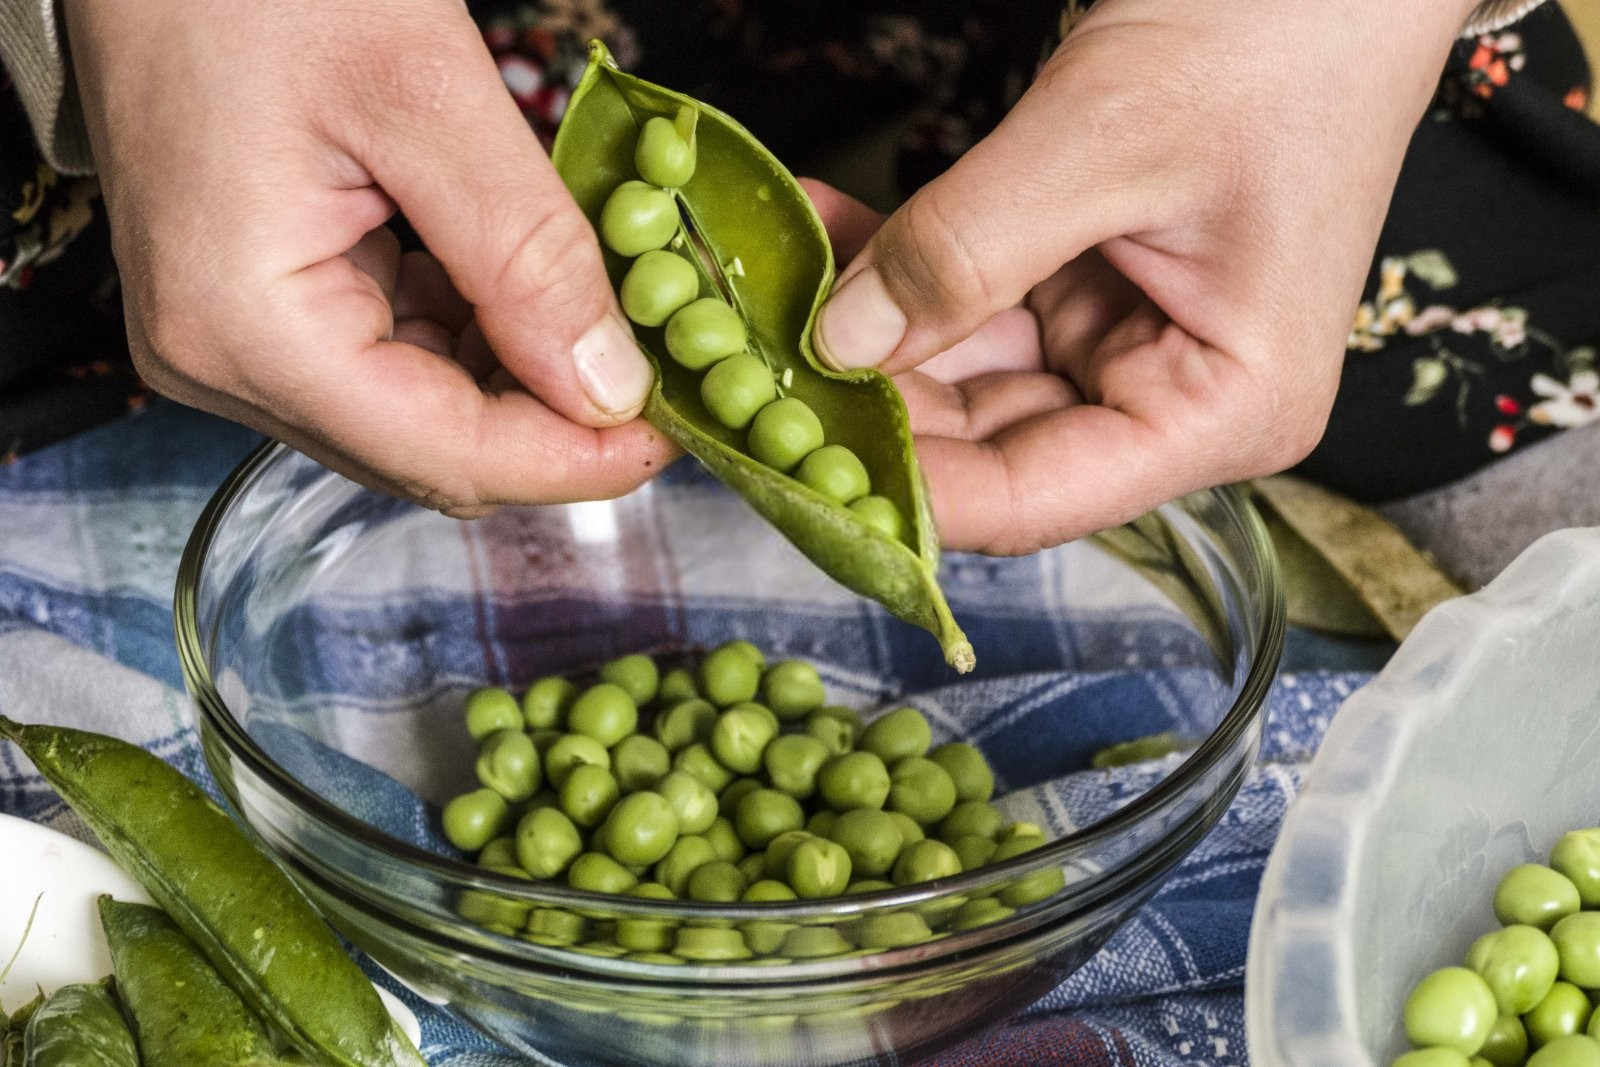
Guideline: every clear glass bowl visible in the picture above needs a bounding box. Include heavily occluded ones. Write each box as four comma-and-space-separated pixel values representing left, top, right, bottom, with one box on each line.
1246, 526, 1600, 1066
176, 443, 1283, 1066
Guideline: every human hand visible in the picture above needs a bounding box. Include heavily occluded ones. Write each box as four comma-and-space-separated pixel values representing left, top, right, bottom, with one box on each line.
809, 0, 1477, 553
64, 0, 675, 517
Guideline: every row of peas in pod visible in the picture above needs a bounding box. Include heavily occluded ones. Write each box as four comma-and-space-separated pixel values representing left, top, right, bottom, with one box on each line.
1394, 829, 1600, 1067
438, 642, 1064, 962
597, 110, 907, 543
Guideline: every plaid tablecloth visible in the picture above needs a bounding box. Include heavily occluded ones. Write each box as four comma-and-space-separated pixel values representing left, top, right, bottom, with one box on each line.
0, 401, 1388, 1067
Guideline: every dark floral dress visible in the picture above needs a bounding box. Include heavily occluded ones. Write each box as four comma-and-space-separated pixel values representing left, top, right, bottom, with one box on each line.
1, 0, 1597, 507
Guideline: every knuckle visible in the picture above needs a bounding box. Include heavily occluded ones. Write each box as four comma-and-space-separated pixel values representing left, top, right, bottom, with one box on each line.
884, 191, 1001, 326
484, 202, 606, 316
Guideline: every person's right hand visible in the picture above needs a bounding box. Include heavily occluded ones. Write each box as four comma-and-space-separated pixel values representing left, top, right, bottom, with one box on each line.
64, 0, 675, 517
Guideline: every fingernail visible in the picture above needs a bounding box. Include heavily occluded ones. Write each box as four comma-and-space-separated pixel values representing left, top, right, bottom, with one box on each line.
573, 313, 653, 416
815, 268, 907, 370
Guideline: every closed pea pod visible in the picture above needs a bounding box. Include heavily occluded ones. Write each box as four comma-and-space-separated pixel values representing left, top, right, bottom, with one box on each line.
22, 981, 138, 1067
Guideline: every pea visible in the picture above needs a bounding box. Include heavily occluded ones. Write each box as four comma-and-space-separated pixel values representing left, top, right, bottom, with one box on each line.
673, 742, 735, 793
443, 788, 511, 851
599, 654, 660, 705
950, 897, 1015, 932
806, 713, 857, 756
847, 495, 906, 541
711, 705, 778, 775
573, 940, 632, 958
665, 297, 746, 371
1495, 864, 1581, 930
1551, 913, 1600, 989
806, 809, 839, 837
739, 852, 769, 885
715, 639, 767, 669
674, 926, 752, 961
1467, 924, 1559, 1015
763, 830, 815, 880
688, 860, 748, 903
886, 811, 925, 848
1554, 830, 1600, 907
847, 878, 895, 895
704, 816, 746, 863
743, 879, 797, 903
1479, 1014, 1528, 1066
599, 180, 678, 256
515, 806, 583, 879
558, 763, 621, 830
1529, 981, 1593, 1046
544, 732, 611, 789
887, 756, 959, 826
796, 444, 871, 505
719, 777, 764, 818
892, 839, 962, 886
700, 645, 763, 706
475, 729, 542, 802
567, 852, 639, 895
616, 882, 679, 953
657, 769, 719, 835
860, 706, 932, 764
1391, 1053, 1472, 1067
620, 249, 700, 328
655, 698, 718, 751
818, 751, 891, 811
603, 791, 681, 867
635, 114, 696, 187
752, 661, 822, 721
1529, 1035, 1600, 1067
626, 951, 687, 966
477, 835, 518, 868
747, 399, 825, 474
658, 667, 701, 705
764, 734, 831, 798
928, 742, 994, 803
457, 865, 534, 929
828, 809, 904, 878
788, 838, 852, 898
779, 926, 853, 958
853, 912, 932, 950
525, 907, 586, 945
940, 800, 1005, 843
465, 686, 522, 740
998, 821, 1045, 843
952, 834, 998, 872
990, 833, 1067, 906
654, 834, 719, 897
521, 676, 577, 729
701, 352, 778, 431
566, 683, 639, 748
1402, 966, 1499, 1054
735, 788, 805, 850
612, 734, 671, 791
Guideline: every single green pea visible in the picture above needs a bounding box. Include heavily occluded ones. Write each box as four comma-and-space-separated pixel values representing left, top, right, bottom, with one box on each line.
635, 114, 696, 187
475, 728, 543, 802
853, 912, 932, 950
818, 751, 892, 811
940, 800, 1005, 843
951, 834, 998, 872
1477, 1013, 1528, 1067
674, 926, 752, 961
521, 676, 578, 729
687, 860, 748, 903
658, 667, 700, 705
779, 926, 853, 958
747, 399, 825, 474
656, 769, 719, 835
758, 660, 826, 721
990, 833, 1066, 907
699, 645, 763, 706
457, 864, 534, 928
700, 352, 778, 432
611, 734, 671, 792
928, 742, 995, 803
704, 816, 746, 863
950, 897, 1015, 932
1468, 924, 1560, 1014
465, 686, 523, 741
515, 806, 583, 879
888, 756, 959, 826
655, 698, 718, 751
443, 788, 511, 851
1391, 1052, 1472, 1067
665, 298, 746, 371
1527, 981, 1593, 1046
1554, 830, 1600, 908
860, 706, 932, 764
719, 777, 764, 818
828, 809, 904, 879
1495, 864, 1581, 930
762, 830, 815, 880
997, 821, 1045, 843
599, 180, 678, 256
788, 838, 853, 898
654, 834, 719, 897
892, 839, 962, 887
1551, 912, 1600, 989
567, 683, 639, 748
559, 763, 621, 829
735, 788, 805, 850
764, 734, 831, 799
714, 640, 767, 668
477, 835, 518, 868
602, 791, 681, 867
567, 851, 639, 895
1529, 1035, 1600, 1067
620, 249, 700, 328
795, 444, 871, 505
738, 852, 769, 885
847, 495, 906, 542
544, 732, 611, 789
846, 878, 895, 895
806, 810, 839, 838
710, 705, 778, 775
672, 741, 735, 793
742, 879, 797, 903
524, 907, 586, 944
886, 811, 925, 848
806, 711, 856, 756
599, 654, 660, 706
1403, 966, 1499, 1054
615, 881, 679, 952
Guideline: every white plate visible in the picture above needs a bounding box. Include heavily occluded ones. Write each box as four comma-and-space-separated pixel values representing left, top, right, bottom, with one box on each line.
0, 813, 420, 1048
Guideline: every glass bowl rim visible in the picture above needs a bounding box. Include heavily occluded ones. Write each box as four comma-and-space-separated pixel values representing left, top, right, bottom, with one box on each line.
175, 441, 1285, 923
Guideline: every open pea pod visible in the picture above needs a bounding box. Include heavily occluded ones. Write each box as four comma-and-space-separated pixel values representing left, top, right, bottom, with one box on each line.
552, 40, 974, 672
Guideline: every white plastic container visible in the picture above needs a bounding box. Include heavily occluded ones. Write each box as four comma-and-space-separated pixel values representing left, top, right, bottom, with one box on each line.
1246, 526, 1600, 1065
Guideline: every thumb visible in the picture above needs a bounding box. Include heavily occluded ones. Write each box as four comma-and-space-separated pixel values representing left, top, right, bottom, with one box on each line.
344, 21, 652, 426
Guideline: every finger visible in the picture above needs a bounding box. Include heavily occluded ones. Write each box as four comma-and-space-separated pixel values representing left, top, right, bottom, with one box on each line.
913, 306, 1043, 385
1026, 249, 1146, 378
453, 322, 501, 383
896, 369, 1079, 441
394, 250, 473, 332
393, 318, 455, 358
343, 226, 401, 309
335, 15, 653, 428
798, 178, 884, 266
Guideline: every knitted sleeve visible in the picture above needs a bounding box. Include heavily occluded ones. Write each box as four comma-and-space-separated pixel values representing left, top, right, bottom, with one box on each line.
0, 0, 91, 174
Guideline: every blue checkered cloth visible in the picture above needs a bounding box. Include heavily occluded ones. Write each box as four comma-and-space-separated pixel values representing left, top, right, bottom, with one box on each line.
0, 402, 1387, 1066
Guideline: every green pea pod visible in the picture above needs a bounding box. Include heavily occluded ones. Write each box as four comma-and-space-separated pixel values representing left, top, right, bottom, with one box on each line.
22, 981, 138, 1067
0, 719, 423, 1067
552, 40, 975, 672
98, 896, 284, 1065
2, 994, 42, 1067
